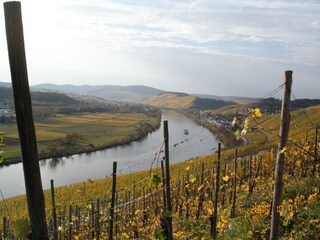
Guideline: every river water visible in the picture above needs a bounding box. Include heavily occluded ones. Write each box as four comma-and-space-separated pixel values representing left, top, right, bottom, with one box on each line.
0, 110, 220, 199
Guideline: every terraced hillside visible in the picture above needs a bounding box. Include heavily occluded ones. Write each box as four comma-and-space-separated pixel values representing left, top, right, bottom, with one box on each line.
141, 92, 234, 110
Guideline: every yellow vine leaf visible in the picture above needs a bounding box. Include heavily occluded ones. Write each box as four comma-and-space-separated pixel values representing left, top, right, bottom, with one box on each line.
250, 108, 263, 118
280, 147, 287, 154
243, 118, 249, 128
190, 175, 197, 183
186, 165, 190, 171
173, 231, 184, 238
223, 175, 229, 182
247, 230, 253, 239
122, 233, 130, 239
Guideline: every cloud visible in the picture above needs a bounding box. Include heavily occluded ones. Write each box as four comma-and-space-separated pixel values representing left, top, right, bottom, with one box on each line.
54, 0, 320, 63
0, 0, 319, 98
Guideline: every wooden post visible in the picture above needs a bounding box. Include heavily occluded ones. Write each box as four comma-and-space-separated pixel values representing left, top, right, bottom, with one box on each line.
312, 124, 318, 177
58, 214, 62, 240
108, 161, 117, 240
185, 168, 190, 220
68, 205, 72, 239
2, 216, 7, 239
51, 180, 58, 240
132, 182, 136, 217
115, 196, 119, 236
248, 156, 252, 193
91, 204, 95, 239
63, 207, 66, 240
211, 143, 221, 240
142, 188, 147, 226
75, 205, 80, 231
196, 162, 205, 220
230, 148, 237, 218
270, 70, 293, 240
3, 2, 48, 239
163, 120, 173, 240
161, 160, 167, 209
96, 198, 100, 240
222, 159, 227, 206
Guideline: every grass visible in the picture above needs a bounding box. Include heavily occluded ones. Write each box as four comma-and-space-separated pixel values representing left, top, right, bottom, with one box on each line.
0, 112, 160, 164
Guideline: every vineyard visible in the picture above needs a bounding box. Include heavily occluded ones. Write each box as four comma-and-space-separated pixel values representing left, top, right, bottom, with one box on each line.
0, 116, 319, 239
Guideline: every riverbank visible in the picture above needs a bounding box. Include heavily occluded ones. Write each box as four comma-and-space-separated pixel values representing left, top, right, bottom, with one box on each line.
0, 110, 221, 199
1, 111, 161, 165
180, 111, 239, 148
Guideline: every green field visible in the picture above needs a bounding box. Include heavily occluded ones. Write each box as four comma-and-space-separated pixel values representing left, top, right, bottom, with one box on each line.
0, 112, 160, 164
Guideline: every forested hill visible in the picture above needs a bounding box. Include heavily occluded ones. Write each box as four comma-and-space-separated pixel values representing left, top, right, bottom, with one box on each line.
251, 97, 320, 113
0, 86, 79, 104
193, 97, 234, 110
31, 83, 260, 104
33, 83, 165, 102
31, 91, 79, 104
0, 87, 13, 101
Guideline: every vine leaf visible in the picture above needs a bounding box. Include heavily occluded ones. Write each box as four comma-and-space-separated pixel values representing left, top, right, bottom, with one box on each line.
150, 174, 161, 188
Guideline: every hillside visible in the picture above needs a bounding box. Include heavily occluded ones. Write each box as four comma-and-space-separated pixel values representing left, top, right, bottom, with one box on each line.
141, 92, 196, 109
194, 93, 258, 104
31, 91, 79, 105
0, 87, 13, 101
141, 92, 234, 110
0, 82, 11, 88
250, 98, 320, 114
0, 86, 79, 105
33, 83, 165, 102
211, 97, 320, 117
31, 82, 260, 105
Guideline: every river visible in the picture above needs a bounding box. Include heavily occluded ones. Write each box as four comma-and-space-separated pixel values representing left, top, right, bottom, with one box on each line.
0, 110, 220, 199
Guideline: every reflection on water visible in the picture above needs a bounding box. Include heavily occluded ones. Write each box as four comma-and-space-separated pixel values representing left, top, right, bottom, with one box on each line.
40, 157, 66, 169
0, 110, 221, 198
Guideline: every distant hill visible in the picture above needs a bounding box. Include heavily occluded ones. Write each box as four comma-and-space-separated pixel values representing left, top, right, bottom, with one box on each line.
0, 82, 11, 88
34, 83, 259, 104
0, 86, 78, 104
193, 97, 234, 110
194, 93, 258, 104
3, 82, 320, 111
0, 87, 13, 101
33, 83, 165, 101
140, 92, 234, 110
31, 91, 79, 105
32, 83, 256, 106
251, 98, 320, 113
214, 97, 320, 116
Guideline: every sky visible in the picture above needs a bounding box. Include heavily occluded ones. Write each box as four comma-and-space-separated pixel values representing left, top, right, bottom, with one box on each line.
0, 0, 319, 98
